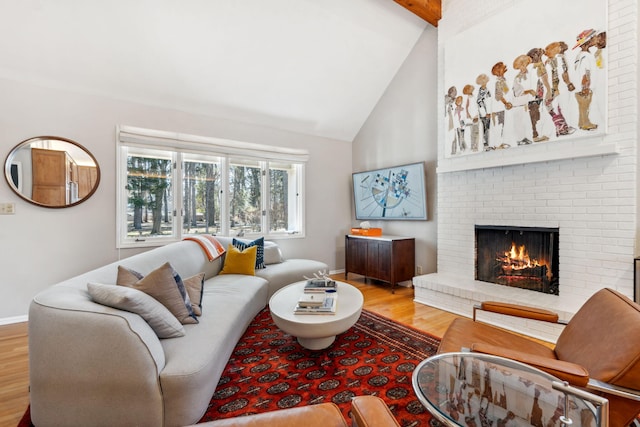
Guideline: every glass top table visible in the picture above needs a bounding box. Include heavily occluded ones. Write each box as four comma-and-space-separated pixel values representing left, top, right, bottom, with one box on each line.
412, 352, 609, 427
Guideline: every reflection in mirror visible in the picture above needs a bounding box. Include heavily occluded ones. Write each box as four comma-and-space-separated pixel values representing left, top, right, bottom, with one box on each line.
4, 136, 100, 208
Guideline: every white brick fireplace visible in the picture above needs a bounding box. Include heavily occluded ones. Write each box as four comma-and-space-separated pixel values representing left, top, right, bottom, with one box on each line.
413, 0, 638, 343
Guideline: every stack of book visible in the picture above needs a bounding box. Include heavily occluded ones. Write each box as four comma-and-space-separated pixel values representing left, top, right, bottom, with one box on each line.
293, 279, 338, 314
304, 278, 337, 292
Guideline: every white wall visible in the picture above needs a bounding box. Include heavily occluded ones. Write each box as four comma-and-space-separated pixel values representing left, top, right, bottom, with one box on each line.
0, 78, 352, 321
351, 28, 439, 274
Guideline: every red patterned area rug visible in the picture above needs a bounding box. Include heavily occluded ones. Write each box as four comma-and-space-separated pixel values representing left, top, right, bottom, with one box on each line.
17, 308, 440, 427
199, 308, 440, 426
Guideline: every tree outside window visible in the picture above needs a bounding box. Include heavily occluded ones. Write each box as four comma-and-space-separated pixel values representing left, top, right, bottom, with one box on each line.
126, 149, 173, 239
183, 155, 222, 235
118, 136, 305, 248
229, 159, 262, 235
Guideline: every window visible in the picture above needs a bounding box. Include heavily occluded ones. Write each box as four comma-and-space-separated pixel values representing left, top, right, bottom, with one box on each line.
229, 158, 262, 235
117, 126, 307, 248
183, 153, 222, 236
269, 161, 301, 234
124, 147, 175, 241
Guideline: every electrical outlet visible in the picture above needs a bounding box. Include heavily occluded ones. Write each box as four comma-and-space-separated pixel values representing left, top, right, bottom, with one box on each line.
416, 265, 423, 275
0, 203, 15, 214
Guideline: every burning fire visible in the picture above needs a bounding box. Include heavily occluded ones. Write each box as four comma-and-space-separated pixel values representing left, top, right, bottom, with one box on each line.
500, 242, 543, 270
497, 242, 552, 282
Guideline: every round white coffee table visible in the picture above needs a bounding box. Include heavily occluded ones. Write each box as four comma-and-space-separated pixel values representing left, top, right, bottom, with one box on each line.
269, 280, 364, 350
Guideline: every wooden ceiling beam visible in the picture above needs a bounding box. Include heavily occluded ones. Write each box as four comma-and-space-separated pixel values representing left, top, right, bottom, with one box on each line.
393, 0, 441, 27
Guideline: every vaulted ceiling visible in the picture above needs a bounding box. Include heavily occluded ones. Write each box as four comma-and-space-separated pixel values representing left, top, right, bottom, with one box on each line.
0, 1, 439, 142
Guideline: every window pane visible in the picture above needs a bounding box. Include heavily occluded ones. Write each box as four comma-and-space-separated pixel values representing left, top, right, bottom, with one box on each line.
229, 159, 262, 235
183, 154, 222, 235
269, 162, 291, 232
126, 148, 173, 240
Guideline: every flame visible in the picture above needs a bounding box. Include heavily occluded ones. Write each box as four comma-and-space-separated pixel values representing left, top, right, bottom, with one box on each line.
493, 241, 553, 283
501, 242, 543, 270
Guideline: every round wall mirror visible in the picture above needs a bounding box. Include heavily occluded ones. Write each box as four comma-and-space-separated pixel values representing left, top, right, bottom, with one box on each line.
4, 136, 100, 208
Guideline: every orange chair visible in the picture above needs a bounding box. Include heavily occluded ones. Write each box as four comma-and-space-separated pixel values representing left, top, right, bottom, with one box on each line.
185, 395, 400, 427
438, 288, 640, 426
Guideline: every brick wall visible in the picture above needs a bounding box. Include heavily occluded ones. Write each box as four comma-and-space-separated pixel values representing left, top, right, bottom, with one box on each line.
414, 0, 638, 341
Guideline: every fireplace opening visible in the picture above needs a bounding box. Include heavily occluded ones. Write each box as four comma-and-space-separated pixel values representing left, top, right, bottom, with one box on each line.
475, 226, 559, 295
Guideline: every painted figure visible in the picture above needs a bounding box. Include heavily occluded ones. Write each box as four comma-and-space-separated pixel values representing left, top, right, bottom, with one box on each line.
530, 388, 544, 427
491, 61, 512, 148
446, 86, 458, 154
463, 84, 480, 152
453, 95, 467, 154
593, 31, 607, 69
497, 411, 516, 427
512, 54, 535, 145
573, 29, 598, 131
558, 41, 576, 92
475, 73, 492, 150
544, 42, 574, 136
527, 48, 551, 142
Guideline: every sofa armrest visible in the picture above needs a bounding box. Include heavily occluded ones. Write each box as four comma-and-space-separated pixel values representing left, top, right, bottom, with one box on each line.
470, 342, 590, 387
29, 287, 167, 426
474, 301, 565, 324
350, 396, 400, 427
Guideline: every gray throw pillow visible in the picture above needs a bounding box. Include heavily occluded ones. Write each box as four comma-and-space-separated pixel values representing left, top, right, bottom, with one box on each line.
87, 282, 185, 338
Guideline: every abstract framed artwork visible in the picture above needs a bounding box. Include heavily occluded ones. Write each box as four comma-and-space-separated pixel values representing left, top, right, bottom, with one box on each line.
352, 162, 427, 220
443, 0, 606, 159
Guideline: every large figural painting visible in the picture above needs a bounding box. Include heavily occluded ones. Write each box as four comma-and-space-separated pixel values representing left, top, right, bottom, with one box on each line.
444, 0, 606, 159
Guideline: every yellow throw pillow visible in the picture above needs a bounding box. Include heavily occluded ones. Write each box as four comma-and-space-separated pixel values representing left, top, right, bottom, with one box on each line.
220, 244, 257, 275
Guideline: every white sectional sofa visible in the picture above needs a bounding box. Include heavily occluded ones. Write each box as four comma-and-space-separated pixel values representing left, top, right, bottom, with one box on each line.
28, 236, 328, 427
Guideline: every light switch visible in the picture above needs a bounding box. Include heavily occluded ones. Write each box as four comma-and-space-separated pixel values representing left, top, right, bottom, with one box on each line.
0, 203, 15, 214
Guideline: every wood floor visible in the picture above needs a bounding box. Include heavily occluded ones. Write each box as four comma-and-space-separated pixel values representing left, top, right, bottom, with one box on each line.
0, 274, 461, 426
0, 321, 29, 427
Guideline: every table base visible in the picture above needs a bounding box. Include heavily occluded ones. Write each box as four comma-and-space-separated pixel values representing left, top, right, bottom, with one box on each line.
297, 335, 336, 350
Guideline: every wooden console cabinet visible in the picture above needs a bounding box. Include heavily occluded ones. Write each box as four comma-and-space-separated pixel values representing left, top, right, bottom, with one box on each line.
345, 234, 415, 293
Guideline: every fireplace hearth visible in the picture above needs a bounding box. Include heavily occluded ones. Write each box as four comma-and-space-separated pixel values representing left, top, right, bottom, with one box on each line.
475, 226, 559, 295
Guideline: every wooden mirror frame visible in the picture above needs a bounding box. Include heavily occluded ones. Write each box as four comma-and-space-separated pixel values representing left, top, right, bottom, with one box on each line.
4, 136, 101, 208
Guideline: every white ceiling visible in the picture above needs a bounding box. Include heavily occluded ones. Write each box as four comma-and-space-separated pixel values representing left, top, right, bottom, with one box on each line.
0, 1, 428, 142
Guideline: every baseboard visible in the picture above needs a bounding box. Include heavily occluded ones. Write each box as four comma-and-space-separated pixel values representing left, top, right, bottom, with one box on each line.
332, 269, 412, 288
0, 314, 28, 325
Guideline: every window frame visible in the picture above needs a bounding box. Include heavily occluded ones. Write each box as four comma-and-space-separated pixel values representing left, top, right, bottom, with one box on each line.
116, 126, 307, 248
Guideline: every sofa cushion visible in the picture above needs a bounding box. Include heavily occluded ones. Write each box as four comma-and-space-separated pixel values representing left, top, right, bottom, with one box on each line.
220, 244, 257, 275
255, 258, 330, 298
263, 241, 283, 265
87, 282, 185, 338
117, 262, 198, 324
184, 273, 205, 316
233, 237, 265, 269
159, 274, 269, 427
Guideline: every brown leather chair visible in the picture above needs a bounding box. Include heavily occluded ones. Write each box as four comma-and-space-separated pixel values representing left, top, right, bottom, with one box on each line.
438, 288, 640, 426
186, 395, 401, 427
